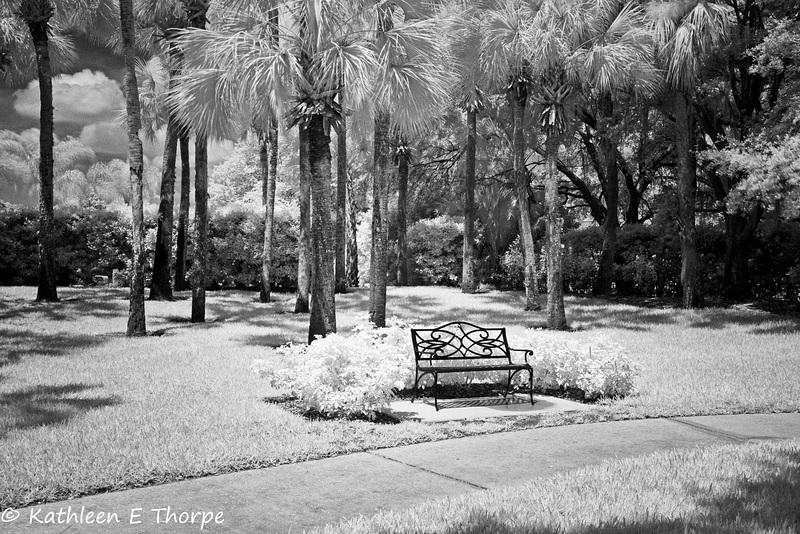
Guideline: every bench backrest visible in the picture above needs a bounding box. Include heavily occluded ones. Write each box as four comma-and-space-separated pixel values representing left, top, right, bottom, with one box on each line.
411, 322, 511, 364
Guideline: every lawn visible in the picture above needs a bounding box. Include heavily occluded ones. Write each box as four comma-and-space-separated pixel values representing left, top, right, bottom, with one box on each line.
315, 438, 800, 534
1, 285, 799, 509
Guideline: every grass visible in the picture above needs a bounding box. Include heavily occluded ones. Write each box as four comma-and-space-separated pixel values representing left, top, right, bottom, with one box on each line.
314, 438, 800, 533
1, 285, 799, 510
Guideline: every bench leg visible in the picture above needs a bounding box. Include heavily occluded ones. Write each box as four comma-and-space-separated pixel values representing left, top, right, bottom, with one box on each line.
528, 369, 534, 406
433, 373, 439, 411
504, 369, 512, 398
412, 370, 419, 403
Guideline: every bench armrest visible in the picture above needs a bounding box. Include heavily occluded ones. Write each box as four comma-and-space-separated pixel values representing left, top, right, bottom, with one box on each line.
509, 347, 533, 365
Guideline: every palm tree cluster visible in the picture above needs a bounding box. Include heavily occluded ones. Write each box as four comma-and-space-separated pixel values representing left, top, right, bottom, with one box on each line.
6, 0, 773, 339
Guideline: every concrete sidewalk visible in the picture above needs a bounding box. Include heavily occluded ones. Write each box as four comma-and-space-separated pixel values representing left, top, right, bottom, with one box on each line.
3, 413, 800, 534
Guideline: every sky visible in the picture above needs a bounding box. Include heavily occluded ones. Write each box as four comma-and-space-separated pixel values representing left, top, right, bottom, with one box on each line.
0, 36, 233, 172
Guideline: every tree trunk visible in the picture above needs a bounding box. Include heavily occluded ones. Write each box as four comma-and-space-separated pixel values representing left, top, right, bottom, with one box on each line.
369, 109, 391, 327
395, 142, 409, 287
307, 115, 337, 343
346, 177, 359, 287
462, 108, 477, 294
545, 137, 566, 330
149, 116, 178, 301
174, 134, 191, 291
26, 10, 58, 302
295, 125, 311, 313
723, 205, 762, 299
191, 135, 208, 322
509, 84, 539, 311
593, 95, 619, 296
120, 0, 146, 335
674, 92, 698, 309
335, 119, 348, 293
188, 5, 209, 321
259, 126, 277, 303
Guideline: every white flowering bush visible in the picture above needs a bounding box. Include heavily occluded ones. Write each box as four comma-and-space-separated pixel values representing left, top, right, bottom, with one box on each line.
515, 332, 639, 400
253, 319, 415, 418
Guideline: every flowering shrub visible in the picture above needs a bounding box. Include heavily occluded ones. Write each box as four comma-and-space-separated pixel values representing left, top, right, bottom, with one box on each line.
253, 320, 415, 418
516, 332, 639, 400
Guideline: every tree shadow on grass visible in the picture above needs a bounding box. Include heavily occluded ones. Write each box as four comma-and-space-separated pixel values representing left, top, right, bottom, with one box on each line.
0, 328, 106, 369
0, 383, 120, 438
0, 290, 127, 323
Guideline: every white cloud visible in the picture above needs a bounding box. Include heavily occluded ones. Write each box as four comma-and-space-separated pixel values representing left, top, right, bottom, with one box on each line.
79, 122, 128, 158
13, 70, 125, 126
140, 126, 235, 173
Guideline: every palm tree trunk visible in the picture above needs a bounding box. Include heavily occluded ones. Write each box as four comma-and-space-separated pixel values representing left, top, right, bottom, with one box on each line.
674, 92, 698, 309
462, 108, 477, 294
545, 136, 566, 330
191, 135, 208, 322
593, 95, 618, 297
295, 125, 311, 313
149, 116, 178, 301
259, 126, 277, 303
346, 177, 359, 287
370, 109, 391, 327
307, 115, 337, 343
395, 143, 409, 287
509, 84, 539, 311
174, 134, 190, 291
24, 4, 58, 302
335, 119, 348, 293
188, 0, 208, 321
120, 0, 146, 335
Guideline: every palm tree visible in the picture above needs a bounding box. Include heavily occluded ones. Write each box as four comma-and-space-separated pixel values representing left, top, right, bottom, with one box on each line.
567, 1, 656, 297
174, 134, 191, 290
478, 0, 542, 312
524, 0, 656, 327
182, 0, 211, 323
648, 0, 729, 308
135, 2, 189, 302
334, 116, 347, 293
368, 1, 451, 327
295, 124, 311, 313
394, 137, 410, 286
3, 0, 76, 302
170, 0, 447, 338
440, 0, 484, 294
257, 121, 278, 302
120, 0, 147, 335
171, 0, 368, 341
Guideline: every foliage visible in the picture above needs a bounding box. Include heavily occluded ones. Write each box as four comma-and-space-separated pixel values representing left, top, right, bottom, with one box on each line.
517, 332, 639, 400
205, 205, 298, 291
407, 215, 464, 286
253, 320, 414, 418
0, 202, 300, 291
0, 203, 131, 286
704, 136, 800, 219
499, 236, 525, 290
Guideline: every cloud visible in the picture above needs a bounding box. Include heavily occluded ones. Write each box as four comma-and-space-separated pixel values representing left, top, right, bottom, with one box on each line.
79, 122, 128, 158
13, 70, 125, 126
141, 127, 235, 173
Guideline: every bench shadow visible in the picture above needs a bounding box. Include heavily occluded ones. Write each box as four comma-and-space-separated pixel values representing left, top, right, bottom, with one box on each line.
0, 383, 120, 438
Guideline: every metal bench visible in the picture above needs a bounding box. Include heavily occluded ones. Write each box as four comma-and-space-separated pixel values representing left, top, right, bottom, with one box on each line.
411, 321, 534, 411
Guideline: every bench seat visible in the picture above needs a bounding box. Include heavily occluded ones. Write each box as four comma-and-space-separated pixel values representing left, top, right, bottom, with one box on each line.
411, 322, 534, 411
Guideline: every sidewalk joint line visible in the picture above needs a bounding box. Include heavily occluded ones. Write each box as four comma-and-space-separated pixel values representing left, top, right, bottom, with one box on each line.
366, 451, 488, 491
667, 418, 748, 443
